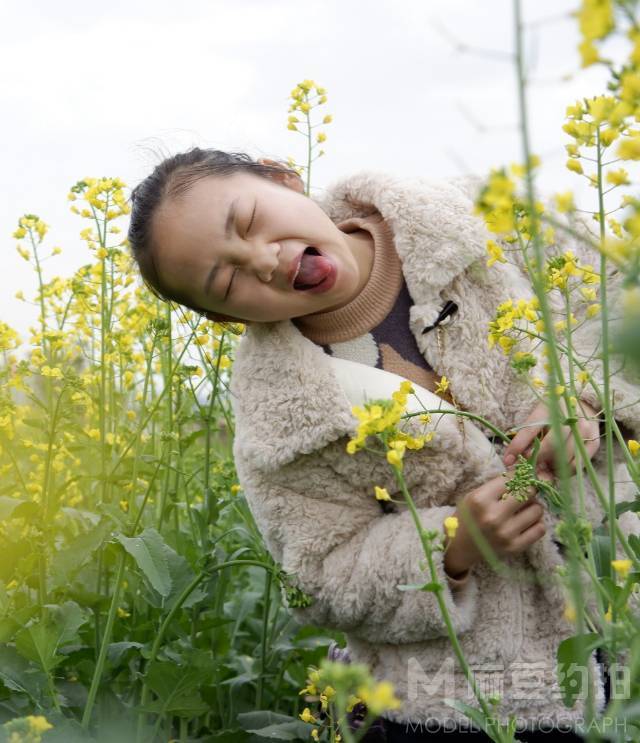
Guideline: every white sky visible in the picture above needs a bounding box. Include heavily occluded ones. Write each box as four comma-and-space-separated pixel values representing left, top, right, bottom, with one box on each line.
0, 0, 621, 342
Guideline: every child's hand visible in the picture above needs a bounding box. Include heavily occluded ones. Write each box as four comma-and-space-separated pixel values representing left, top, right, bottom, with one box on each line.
444, 469, 551, 578
502, 399, 601, 477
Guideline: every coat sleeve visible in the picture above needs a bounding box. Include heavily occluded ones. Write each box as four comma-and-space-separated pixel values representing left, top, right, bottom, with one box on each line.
242, 462, 482, 646
286, 500, 479, 645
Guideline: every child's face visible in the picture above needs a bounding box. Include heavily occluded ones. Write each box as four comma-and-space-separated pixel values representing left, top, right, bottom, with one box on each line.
151, 164, 366, 323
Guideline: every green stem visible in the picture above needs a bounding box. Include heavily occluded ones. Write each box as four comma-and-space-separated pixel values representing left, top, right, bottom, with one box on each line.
393, 468, 508, 743
81, 549, 126, 730
135, 559, 276, 743
256, 569, 273, 709
402, 407, 511, 442
595, 126, 618, 607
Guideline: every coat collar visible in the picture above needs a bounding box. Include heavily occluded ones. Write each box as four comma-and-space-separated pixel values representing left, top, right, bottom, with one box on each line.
310, 170, 488, 306
230, 170, 519, 471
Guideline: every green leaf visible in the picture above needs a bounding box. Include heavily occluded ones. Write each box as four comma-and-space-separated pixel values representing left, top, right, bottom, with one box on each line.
15, 601, 88, 673
442, 699, 491, 734
0, 645, 47, 703
628, 534, 640, 560
115, 528, 172, 597
556, 633, 601, 708
238, 711, 314, 740
107, 641, 144, 666
49, 519, 111, 590
614, 497, 640, 519
143, 661, 211, 717
0, 496, 26, 521
591, 528, 613, 579
397, 581, 443, 593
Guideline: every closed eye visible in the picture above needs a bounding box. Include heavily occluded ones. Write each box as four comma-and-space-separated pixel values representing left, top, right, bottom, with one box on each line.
224, 203, 256, 299
224, 267, 238, 300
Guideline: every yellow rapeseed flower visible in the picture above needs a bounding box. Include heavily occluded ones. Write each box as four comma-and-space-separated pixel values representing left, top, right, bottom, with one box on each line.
600, 127, 619, 147
435, 376, 449, 395
374, 486, 392, 501
611, 559, 633, 579
299, 707, 317, 724
577, 0, 614, 42
27, 716, 53, 734
486, 239, 507, 267
606, 168, 630, 186
566, 158, 584, 174
554, 191, 575, 213
617, 137, 640, 160
386, 449, 403, 468
628, 439, 640, 456
563, 603, 577, 623
443, 516, 459, 539
580, 286, 598, 302
579, 39, 600, 67
356, 680, 402, 714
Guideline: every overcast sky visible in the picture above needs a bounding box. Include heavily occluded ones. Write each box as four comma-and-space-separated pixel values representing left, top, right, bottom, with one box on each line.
0, 0, 620, 341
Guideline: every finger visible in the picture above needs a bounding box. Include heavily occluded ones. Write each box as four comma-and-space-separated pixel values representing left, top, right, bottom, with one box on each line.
498, 477, 539, 516
536, 467, 555, 484
509, 518, 547, 553
510, 499, 545, 533
536, 425, 574, 474
503, 422, 546, 466
568, 437, 601, 470
485, 469, 528, 503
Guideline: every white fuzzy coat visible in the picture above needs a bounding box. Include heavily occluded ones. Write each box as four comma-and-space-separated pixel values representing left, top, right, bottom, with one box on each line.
229, 170, 640, 729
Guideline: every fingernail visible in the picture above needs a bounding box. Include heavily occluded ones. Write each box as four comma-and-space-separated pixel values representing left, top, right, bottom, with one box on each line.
504, 454, 515, 466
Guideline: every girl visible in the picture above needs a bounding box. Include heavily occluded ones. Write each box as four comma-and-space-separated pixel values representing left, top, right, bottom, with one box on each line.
127, 148, 640, 741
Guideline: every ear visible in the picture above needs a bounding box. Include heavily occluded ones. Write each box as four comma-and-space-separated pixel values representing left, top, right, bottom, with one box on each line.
257, 157, 305, 194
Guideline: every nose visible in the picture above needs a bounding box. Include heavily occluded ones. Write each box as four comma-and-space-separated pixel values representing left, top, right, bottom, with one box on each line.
243, 241, 281, 283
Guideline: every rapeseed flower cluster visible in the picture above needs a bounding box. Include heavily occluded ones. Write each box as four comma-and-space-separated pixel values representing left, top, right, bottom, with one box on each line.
487, 297, 540, 355
575, 0, 614, 67
286, 79, 332, 178
2, 715, 53, 743
3, 173, 241, 520
474, 167, 518, 237
346, 380, 434, 471
487, 246, 601, 379
474, 163, 562, 277
299, 660, 401, 740
563, 5, 640, 282
68, 177, 130, 224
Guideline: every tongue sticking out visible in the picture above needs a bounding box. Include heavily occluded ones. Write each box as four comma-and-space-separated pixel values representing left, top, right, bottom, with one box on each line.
294, 249, 332, 289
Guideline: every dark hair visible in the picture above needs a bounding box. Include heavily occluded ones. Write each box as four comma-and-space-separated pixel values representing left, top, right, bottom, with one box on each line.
127, 147, 300, 323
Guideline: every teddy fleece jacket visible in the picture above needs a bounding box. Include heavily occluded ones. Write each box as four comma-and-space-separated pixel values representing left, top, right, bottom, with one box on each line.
228, 169, 640, 729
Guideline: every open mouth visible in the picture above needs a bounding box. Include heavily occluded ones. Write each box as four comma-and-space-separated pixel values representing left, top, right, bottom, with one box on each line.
293, 246, 333, 290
